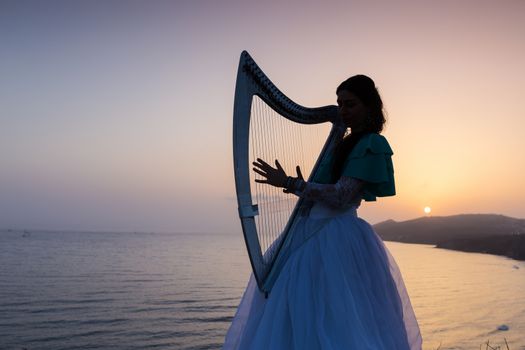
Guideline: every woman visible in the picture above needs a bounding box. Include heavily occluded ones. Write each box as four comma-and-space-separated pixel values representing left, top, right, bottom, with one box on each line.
224, 75, 422, 350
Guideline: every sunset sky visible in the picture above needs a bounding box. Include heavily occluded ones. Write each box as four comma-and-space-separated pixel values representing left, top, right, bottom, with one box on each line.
1, 0, 524, 233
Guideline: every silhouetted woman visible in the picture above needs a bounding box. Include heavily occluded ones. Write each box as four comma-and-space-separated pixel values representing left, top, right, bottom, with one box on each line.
224, 75, 422, 350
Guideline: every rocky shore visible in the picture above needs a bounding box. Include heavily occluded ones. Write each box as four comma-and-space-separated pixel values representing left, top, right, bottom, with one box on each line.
374, 214, 525, 261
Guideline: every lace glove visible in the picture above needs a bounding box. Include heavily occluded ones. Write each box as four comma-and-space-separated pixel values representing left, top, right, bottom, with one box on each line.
286, 176, 364, 209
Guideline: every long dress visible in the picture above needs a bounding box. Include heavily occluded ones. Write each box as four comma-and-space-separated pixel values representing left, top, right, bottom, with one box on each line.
223, 133, 422, 350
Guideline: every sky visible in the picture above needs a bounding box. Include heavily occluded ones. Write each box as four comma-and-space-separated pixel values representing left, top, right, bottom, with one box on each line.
1, 0, 524, 233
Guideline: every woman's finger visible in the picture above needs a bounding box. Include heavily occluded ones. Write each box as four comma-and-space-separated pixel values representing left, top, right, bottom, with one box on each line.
275, 159, 284, 172
255, 158, 271, 168
252, 160, 272, 172
253, 168, 268, 177
296, 166, 304, 180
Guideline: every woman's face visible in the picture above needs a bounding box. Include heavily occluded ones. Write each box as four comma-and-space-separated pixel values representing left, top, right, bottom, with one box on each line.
337, 90, 369, 131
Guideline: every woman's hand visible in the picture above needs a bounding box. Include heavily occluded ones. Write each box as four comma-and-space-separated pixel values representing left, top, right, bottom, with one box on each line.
253, 158, 305, 193
252, 158, 288, 187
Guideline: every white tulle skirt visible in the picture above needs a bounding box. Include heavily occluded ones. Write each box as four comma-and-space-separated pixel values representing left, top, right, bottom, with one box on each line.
223, 203, 422, 350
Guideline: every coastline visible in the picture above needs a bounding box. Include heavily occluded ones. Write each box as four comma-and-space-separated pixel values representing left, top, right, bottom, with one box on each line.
374, 214, 525, 262
383, 235, 525, 261
434, 234, 525, 261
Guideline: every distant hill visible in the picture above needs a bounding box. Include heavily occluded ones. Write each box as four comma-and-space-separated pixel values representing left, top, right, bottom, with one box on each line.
374, 214, 525, 261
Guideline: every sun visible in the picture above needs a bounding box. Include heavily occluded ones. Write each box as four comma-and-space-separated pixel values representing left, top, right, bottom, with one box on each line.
424, 206, 432, 215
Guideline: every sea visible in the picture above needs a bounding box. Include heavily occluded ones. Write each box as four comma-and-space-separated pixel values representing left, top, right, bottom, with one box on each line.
1, 230, 524, 350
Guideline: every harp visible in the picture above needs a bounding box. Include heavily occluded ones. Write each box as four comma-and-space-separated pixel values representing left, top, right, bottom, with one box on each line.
233, 51, 342, 294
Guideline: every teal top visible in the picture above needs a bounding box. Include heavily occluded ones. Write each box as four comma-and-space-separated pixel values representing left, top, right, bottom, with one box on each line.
313, 133, 395, 201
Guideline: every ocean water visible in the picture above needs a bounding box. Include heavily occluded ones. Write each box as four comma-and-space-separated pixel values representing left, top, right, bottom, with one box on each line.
0, 230, 524, 350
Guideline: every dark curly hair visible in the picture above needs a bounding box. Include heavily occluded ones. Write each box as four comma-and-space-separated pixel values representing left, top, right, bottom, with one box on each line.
336, 74, 386, 134
331, 75, 386, 182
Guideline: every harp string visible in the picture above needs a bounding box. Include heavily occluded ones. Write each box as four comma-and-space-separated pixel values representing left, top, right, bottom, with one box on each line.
249, 96, 330, 262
